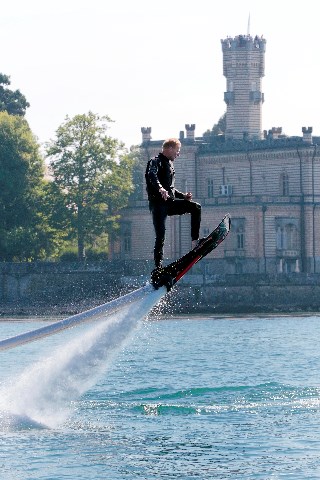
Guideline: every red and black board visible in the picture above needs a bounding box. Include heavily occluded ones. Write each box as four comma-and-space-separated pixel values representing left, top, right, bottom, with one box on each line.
151, 213, 231, 291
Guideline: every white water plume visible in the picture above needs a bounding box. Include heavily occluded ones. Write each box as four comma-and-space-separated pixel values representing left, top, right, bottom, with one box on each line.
0, 286, 165, 429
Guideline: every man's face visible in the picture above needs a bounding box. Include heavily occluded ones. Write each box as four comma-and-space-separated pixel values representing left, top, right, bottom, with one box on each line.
166, 146, 181, 161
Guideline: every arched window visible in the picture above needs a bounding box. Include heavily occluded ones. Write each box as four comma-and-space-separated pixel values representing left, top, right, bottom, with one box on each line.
276, 226, 285, 249
276, 223, 297, 250
286, 224, 298, 249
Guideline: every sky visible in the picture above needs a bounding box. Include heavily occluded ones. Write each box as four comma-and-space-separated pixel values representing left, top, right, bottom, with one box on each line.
0, 0, 319, 150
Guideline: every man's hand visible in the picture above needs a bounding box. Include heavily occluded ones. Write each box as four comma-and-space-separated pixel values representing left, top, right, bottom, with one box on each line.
184, 192, 192, 201
159, 187, 169, 200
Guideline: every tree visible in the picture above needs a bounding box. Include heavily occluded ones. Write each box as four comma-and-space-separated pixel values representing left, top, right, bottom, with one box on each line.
46, 112, 134, 260
0, 73, 30, 116
127, 145, 145, 201
203, 112, 226, 139
36, 180, 74, 258
0, 111, 51, 261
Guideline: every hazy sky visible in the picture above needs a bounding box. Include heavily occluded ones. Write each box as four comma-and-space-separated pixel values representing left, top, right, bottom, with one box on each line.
1, 0, 318, 149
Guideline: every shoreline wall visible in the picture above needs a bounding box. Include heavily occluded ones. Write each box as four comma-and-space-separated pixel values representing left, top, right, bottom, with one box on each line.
1, 261, 320, 316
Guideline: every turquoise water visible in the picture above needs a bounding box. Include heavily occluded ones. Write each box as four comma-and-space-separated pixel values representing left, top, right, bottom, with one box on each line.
1, 299, 320, 478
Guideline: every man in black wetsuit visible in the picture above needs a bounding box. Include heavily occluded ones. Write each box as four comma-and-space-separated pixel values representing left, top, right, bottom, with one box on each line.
146, 138, 201, 269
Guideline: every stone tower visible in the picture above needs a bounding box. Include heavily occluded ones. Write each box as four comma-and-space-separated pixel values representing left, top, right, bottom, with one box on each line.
221, 34, 266, 140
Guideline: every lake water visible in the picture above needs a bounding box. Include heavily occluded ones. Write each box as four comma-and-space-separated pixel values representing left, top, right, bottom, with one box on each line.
1, 290, 320, 479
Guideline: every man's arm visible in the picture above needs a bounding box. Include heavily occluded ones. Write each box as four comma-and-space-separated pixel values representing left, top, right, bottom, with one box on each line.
148, 159, 170, 200
175, 190, 193, 200
174, 189, 185, 199
148, 159, 162, 191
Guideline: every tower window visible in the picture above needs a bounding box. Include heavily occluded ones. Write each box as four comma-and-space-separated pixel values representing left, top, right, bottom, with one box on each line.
281, 173, 289, 196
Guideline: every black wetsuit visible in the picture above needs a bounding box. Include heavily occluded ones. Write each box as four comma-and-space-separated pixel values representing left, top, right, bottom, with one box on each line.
146, 152, 201, 268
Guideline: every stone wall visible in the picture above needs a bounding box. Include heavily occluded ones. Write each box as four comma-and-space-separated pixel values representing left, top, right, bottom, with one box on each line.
1, 261, 320, 316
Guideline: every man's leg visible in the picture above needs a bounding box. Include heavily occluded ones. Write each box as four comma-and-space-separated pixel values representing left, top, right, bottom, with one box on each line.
190, 201, 201, 241
167, 199, 201, 240
151, 203, 167, 268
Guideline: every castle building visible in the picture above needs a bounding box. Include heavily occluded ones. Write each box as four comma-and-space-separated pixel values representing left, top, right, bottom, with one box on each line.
114, 34, 320, 274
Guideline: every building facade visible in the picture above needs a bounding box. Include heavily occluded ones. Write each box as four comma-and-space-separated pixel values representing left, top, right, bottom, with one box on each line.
114, 34, 320, 274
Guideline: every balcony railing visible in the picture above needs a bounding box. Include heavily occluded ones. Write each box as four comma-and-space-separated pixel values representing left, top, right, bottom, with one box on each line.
276, 249, 299, 257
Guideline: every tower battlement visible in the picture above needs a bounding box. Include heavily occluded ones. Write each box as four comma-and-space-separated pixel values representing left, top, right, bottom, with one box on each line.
141, 127, 152, 142
221, 34, 266, 52
185, 124, 196, 140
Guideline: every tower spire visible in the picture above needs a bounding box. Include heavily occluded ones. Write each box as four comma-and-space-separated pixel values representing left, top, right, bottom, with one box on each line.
247, 13, 251, 36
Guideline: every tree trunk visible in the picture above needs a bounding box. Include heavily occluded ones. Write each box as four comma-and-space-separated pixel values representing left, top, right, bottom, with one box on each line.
77, 203, 85, 261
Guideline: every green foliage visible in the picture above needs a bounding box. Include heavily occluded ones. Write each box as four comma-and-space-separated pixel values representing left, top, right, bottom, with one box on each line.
59, 248, 78, 262
36, 181, 74, 258
128, 145, 145, 201
0, 112, 53, 261
85, 249, 108, 261
203, 112, 226, 139
0, 73, 30, 116
46, 112, 135, 259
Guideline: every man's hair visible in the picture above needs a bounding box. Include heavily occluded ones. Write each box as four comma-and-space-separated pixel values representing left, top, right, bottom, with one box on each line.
162, 138, 181, 149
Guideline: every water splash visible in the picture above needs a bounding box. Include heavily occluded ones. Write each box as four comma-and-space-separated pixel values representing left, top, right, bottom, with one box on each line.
0, 286, 165, 429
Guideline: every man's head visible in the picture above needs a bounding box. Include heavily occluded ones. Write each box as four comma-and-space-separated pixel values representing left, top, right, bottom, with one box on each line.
162, 138, 181, 161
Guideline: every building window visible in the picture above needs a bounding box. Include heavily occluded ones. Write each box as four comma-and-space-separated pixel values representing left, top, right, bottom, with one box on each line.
121, 222, 131, 254
124, 233, 131, 253
207, 178, 214, 198
281, 173, 289, 196
277, 226, 285, 249
287, 225, 297, 249
237, 227, 244, 249
219, 184, 233, 195
276, 223, 298, 250
226, 218, 245, 252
